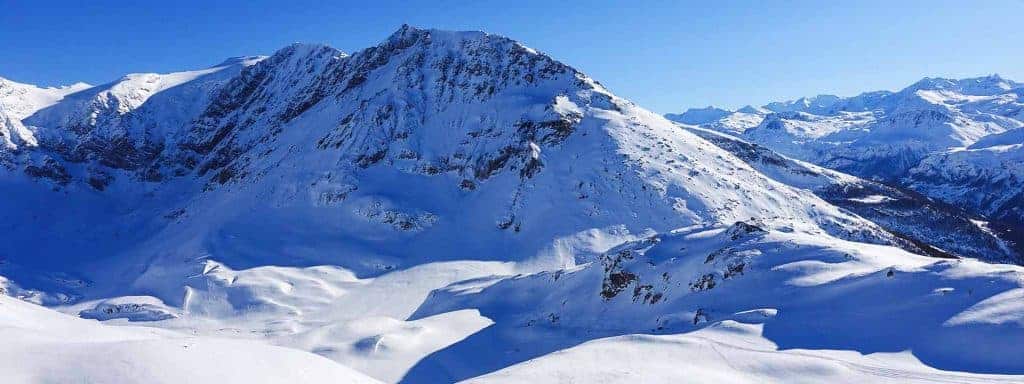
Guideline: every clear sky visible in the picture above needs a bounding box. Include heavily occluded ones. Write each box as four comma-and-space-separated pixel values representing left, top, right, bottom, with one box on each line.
2, 0, 1022, 113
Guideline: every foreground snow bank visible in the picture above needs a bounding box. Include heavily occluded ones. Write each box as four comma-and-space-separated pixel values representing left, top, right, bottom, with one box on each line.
468, 321, 1024, 384
406, 223, 1024, 382
0, 295, 381, 384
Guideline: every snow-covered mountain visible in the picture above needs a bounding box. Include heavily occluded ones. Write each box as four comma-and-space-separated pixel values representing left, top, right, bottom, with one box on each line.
2, 26, 1023, 383
3, 25, 897, 292
686, 126, 1020, 263
663, 105, 732, 125
0, 76, 90, 120
907, 127, 1024, 244
0, 77, 90, 151
14, 56, 264, 180
670, 75, 1024, 260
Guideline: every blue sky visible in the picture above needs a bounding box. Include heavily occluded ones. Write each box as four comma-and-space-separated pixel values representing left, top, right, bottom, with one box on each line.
2, 0, 1022, 113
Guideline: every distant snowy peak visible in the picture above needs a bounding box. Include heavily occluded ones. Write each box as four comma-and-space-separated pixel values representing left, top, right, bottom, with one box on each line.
0, 76, 90, 120
908, 126, 1024, 227
907, 74, 1019, 96
0, 77, 90, 151
665, 106, 732, 125
736, 105, 768, 114
669, 74, 1022, 129
5, 55, 266, 178
764, 94, 843, 114
685, 125, 1021, 262
26, 55, 265, 132
666, 106, 765, 135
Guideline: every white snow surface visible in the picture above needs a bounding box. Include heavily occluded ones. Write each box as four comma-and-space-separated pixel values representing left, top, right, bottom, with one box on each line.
0, 294, 382, 384
467, 322, 1024, 384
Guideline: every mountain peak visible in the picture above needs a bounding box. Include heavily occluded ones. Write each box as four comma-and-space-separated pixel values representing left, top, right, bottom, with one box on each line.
386, 23, 420, 41
376, 24, 553, 62
764, 94, 840, 113
907, 76, 958, 91
904, 74, 1018, 96
385, 24, 491, 45
665, 106, 733, 125
736, 105, 767, 114
960, 73, 1017, 92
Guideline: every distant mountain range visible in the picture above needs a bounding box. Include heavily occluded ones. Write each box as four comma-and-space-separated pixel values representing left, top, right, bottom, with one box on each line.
668, 75, 1024, 260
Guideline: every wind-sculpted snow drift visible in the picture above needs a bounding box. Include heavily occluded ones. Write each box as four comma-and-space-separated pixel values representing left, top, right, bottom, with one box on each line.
1, 26, 1023, 383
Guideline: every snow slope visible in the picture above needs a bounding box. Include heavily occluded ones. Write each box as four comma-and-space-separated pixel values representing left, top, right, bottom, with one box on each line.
0, 295, 381, 384
468, 323, 1024, 384
410, 223, 1024, 382
0, 77, 90, 151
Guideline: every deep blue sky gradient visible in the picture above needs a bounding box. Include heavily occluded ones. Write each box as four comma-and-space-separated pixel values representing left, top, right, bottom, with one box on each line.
2, 0, 1022, 112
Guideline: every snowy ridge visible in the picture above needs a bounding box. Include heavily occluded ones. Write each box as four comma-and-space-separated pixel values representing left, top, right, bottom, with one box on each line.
0, 76, 90, 120
16, 57, 264, 180
664, 105, 731, 125
0, 77, 90, 152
